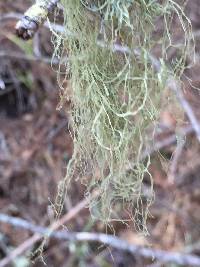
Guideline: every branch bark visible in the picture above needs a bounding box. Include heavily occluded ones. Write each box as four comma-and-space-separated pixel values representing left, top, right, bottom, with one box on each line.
0, 198, 88, 267
0, 213, 200, 266
15, 0, 60, 40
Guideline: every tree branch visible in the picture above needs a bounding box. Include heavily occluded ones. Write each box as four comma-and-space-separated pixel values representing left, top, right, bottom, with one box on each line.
0, 12, 64, 34
0, 197, 88, 267
15, 0, 60, 40
0, 213, 200, 266
168, 79, 200, 142
0, 50, 59, 64
14, 4, 199, 137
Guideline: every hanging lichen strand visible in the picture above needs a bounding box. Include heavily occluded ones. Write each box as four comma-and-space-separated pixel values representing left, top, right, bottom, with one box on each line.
55, 0, 193, 230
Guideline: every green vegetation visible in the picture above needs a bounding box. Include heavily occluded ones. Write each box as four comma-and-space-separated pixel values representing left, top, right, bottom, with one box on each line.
54, 0, 194, 231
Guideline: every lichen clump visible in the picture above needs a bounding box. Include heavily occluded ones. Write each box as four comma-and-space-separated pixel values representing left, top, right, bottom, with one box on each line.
54, 0, 193, 230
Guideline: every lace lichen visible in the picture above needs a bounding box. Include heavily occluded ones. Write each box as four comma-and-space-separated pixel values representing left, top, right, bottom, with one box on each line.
53, 0, 193, 231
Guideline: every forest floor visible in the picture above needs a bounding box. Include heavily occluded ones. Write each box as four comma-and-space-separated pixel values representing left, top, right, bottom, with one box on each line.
0, 1, 200, 267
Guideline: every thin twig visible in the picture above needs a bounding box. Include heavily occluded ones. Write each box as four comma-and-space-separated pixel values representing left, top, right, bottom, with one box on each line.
141, 125, 193, 160
0, 50, 58, 64
0, 12, 64, 34
15, 0, 60, 40
11, 9, 200, 142
0, 197, 88, 267
0, 213, 200, 266
168, 78, 200, 142
167, 135, 185, 184
4, 16, 200, 144
137, 48, 200, 142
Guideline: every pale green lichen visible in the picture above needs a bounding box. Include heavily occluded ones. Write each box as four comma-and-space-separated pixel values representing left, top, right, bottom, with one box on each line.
52, 0, 194, 231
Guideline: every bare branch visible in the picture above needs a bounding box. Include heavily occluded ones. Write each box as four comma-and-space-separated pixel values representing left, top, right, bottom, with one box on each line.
0, 198, 88, 267
0, 12, 64, 34
167, 135, 185, 184
168, 79, 200, 142
138, 52, 200, 142
8, 13, 200, 144
141, 125, 193, 160
15, 0, 60, 40
12, 5, 200, 142
0, 213, 200, 266
0, 50, 58, 64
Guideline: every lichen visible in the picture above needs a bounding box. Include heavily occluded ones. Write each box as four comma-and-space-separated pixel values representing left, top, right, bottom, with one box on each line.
53, 0, 194, 231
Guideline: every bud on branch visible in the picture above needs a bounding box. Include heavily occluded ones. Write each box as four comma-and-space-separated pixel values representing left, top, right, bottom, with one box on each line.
15, 0, 60, 40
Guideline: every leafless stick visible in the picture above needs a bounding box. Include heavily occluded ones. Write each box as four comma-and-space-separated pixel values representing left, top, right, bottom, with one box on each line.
0, 197, 88, 267
0, 51, 59, 64
167, 136, 185, 184
15, 0, 60, 40
9, 16, 200, 144
141, 125, 193, 160
0, 12, 64, 34
168, 79, 200, 142
138, 49, 200, 143
12, 6, 200, 142
0, 213, 200, 266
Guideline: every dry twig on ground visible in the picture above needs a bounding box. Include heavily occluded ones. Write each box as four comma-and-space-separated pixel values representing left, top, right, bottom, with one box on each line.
0, 213, 200, 266
0, 198, 88, 267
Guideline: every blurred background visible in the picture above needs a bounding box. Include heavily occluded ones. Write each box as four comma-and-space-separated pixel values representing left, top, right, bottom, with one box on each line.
0, 1, 200, 266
